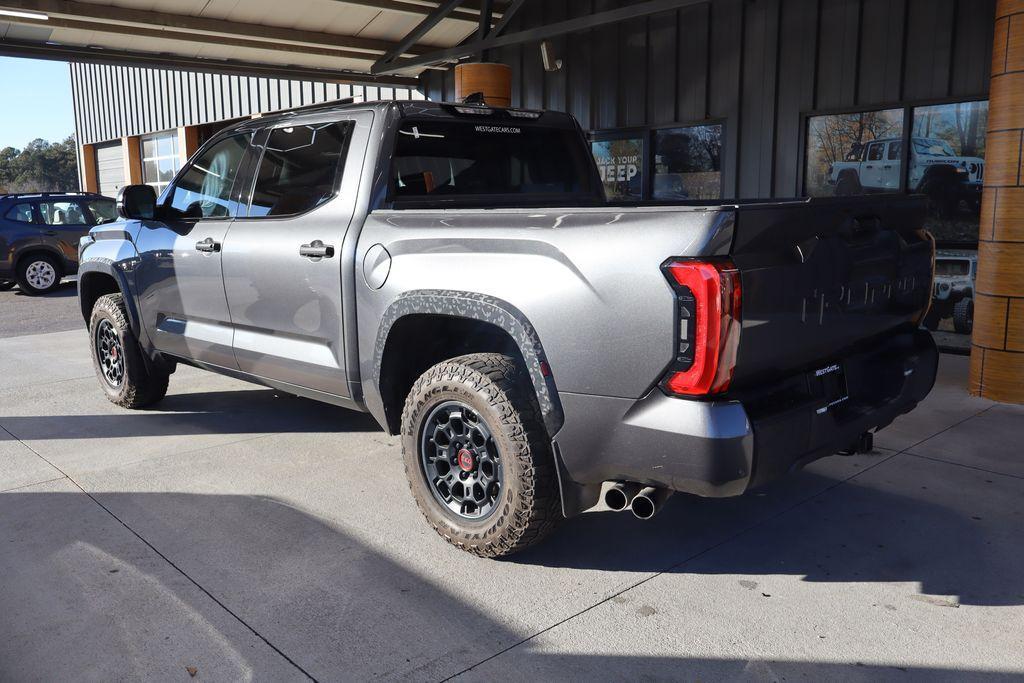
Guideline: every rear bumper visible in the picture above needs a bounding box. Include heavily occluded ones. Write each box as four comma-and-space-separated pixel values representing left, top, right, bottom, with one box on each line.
552, 329, 938, 515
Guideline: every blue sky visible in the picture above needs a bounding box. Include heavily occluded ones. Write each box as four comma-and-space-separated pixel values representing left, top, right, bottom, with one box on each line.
0, 57, 74, 150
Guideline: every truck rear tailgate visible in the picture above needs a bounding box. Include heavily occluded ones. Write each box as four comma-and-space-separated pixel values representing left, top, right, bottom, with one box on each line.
728, 196, 933, 389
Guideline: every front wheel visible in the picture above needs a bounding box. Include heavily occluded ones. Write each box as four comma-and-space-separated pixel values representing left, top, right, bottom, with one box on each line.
89, 293, 169, 408
401, 353, 561, 558
953, 297, 974, 335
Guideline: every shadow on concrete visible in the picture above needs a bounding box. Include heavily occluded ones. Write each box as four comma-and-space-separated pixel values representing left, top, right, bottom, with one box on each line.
1, 490, 1018, 681
1, 390, 382, 439
515, 468, 1023, 608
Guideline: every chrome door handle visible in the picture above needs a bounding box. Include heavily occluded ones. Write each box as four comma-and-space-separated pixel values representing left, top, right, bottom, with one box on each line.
299, 240, 334, 259
195, 237, 220, 253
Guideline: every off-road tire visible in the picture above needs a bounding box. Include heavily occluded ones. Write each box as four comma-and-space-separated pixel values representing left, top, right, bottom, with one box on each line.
401, 353, 561, 558
15, 253, 62, 295
835, 172, 861, 196
953, 297, 974, 335
89, 293, 169, 408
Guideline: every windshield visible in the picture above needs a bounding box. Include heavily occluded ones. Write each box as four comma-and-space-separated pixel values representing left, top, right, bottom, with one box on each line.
913, 138, 956, 157
935, 259, 971, 276
390, 118, 599, 206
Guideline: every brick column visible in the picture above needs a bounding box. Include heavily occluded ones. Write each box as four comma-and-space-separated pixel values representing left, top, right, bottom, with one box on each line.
971, 0, 1024, 403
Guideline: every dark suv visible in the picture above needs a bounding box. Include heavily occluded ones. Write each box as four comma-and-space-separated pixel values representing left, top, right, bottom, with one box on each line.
0, 192, 117, 294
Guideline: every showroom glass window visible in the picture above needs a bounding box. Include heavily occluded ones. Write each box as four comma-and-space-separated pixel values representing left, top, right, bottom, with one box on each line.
910, 100, 988, 244
591, 136, 644, 201
164, 133, 249, 219
652, 124, 723, 200
141, 131, 181, 195
804, 108, 903, 196
247, 121, 351, 217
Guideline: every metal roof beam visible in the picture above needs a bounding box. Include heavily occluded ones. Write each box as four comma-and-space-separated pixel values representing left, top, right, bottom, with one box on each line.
373, 0, 709, 74
331, 0, 498, 23
371, 0, 467, 72
0, 0, 426, 56
0, 38, 420, 86
2, 14, 398, 64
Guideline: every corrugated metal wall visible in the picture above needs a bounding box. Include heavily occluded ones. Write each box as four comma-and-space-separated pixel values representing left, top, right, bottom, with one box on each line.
70, 62, 423, 145
420, 0, 995, 199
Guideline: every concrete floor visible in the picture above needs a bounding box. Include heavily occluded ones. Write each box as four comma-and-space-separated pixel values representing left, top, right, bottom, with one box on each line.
1, 290, 1023, 682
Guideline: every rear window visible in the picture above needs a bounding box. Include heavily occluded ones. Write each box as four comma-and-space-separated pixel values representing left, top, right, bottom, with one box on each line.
390, 118, 598, 206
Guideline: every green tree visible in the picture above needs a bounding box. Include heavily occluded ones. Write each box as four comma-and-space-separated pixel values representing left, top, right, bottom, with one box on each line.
0, 136, 78, 193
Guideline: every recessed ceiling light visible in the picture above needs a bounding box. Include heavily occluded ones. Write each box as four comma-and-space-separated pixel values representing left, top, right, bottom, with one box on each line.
0, 9, 48, 20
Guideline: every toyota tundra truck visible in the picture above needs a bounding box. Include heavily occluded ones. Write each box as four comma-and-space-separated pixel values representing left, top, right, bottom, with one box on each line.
77, 100, 938, 557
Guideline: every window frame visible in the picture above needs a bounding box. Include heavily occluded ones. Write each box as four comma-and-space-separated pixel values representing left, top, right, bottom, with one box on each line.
237, 118, 355, 220
588, 118, 727, 203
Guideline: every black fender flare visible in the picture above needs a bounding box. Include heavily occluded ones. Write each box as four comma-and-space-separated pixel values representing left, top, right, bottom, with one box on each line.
372, 289, 564, 436
77, 258, 143, 337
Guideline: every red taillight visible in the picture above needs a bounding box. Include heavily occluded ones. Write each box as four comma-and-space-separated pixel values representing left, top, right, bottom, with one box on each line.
660, 259, 742, 396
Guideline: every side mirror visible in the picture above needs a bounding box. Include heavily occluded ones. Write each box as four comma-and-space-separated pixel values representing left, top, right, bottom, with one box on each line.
117, 184, 157, 220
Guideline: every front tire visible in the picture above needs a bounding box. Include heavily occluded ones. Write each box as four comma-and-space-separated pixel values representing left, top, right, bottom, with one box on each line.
953, 297, 974, 334
89, 293, 169, 408
16, 254, 62, 295
401, 353, 561, 558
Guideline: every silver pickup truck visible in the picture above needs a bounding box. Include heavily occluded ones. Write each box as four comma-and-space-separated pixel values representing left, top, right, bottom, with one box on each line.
78, 100, 937, 557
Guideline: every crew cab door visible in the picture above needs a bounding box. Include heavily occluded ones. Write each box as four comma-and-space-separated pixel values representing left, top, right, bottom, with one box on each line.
221, 112, 369, 397
133, 132, 253, 367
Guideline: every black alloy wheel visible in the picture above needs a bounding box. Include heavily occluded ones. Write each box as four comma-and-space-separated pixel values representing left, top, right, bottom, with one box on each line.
95, 318, 125, 388
420, 400, 503, 520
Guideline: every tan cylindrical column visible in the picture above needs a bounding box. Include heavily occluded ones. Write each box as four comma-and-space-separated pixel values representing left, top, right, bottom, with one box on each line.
971, 0, 1024, 403
454, 62, 512, 107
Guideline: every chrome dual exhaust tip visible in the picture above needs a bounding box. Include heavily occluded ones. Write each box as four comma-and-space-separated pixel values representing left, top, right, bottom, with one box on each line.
604, 482, 673, 519
603, 482, 641, 511
629, 486, 673, 520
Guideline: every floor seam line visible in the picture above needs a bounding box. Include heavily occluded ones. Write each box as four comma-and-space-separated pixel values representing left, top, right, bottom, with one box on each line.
445, 404, 1000, 680
0, 475, 69, 493
0, 423, 318, 682
903, 451, 1024, 481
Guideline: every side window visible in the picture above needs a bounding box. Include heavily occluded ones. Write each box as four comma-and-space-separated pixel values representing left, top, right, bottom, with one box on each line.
84, 198, 118, 225
39, 201, 88, 226
4, 203, 38, 224
888, 141, 902, 161
165, 134, 250, 219
247, 121, 351, 217
867, 143, 884, 161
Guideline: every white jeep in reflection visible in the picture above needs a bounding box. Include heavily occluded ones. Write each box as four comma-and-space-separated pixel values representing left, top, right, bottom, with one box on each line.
829, 137, 984, 215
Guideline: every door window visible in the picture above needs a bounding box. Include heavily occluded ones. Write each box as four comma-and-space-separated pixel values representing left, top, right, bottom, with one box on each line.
39, 201, 88, 225
4, 203, 38, 223
84, 198, 118, 225
247, 121, 351, 217
867, 143, 885, 161
164, 134, 250, 219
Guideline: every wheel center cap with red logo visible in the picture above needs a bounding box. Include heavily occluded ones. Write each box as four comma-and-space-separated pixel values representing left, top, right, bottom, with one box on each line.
456, 448, 475, 472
